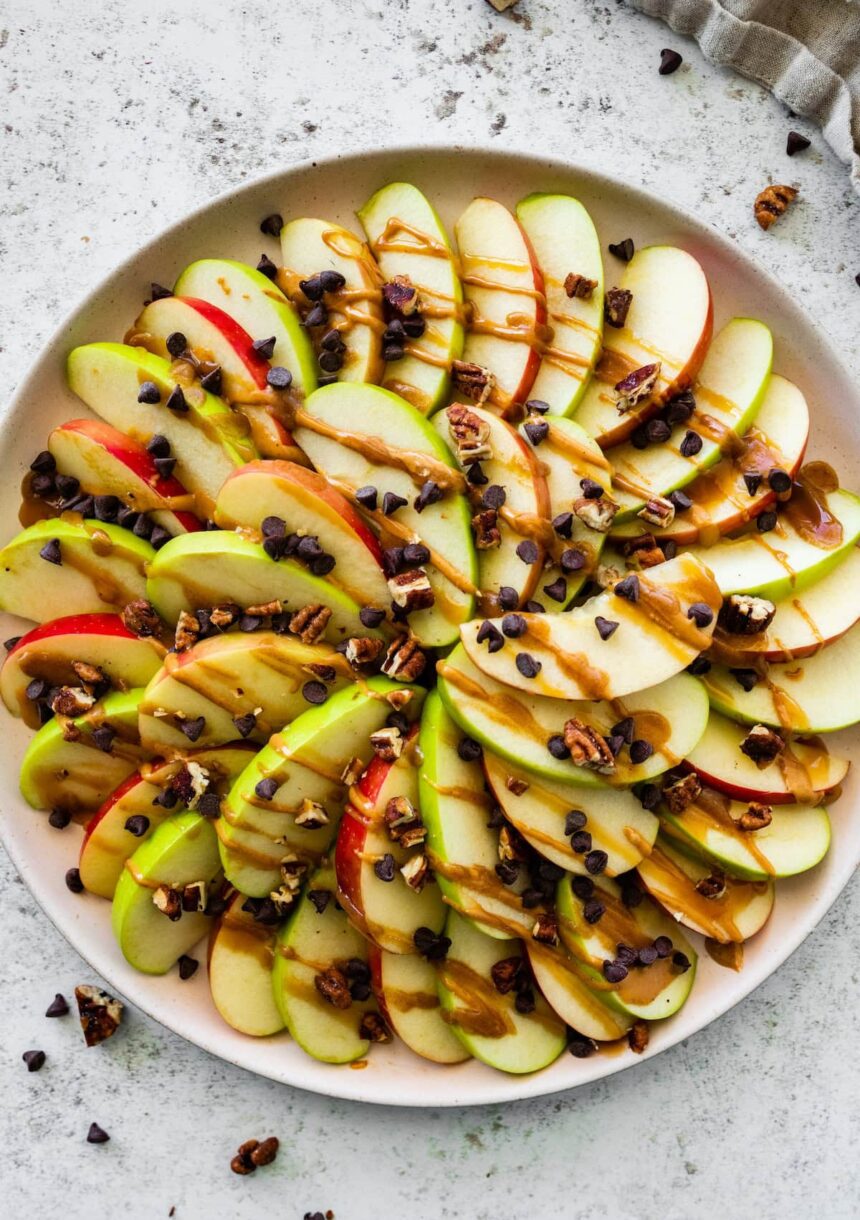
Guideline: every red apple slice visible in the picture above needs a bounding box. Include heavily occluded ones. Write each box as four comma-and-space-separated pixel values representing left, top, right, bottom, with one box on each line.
369, 947, 470, 1064
1, 613, 165, 728
455, 197, 546, 415
574, 246, 712, 447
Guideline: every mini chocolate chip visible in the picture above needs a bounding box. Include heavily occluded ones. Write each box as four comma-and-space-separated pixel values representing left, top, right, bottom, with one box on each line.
87, 1123, 110, 1145
767, 467, 792, 493
595, 615, 619, 640
612, 717, 635, 743
149, 526, 170, 549
456, 736, 482, 763
382, 491, 408, 516
525, 399, 550, 414
659, 48, 683, 74
571, 874, 594, 900
413, 926, 451, 961
39, 538, 62, 566
26, 677, 48, 702
414, 480, 444, 512
680, 430, 702, 458
255, 777, 278, 801
465, 462, 488, 486
672, 951, 691, 972
319, 270, 346, 293
23, 1050, 46, 1072
552, 511, 574, 539
267, 366, 293, 390
31, 472, 55, 497
638, 944, 658, 966
666, 389, 696, 424
124, 814, 150, 837
252, 336, 276, 360
359, 606, 386, 629
260, 212, 284, 236
622, 878, 645, 908
166, 331, 187, 358
638, 783, 661, 810
382, 547, 404, 578
515, 652, 541, 679
198, 365, 223, 394
546, 734, 570, 759
4, 636, 21, 651
569, 1037, 596, 1059
687, 655, 712, 676
256, 253, 278, 280
629, 739, 653, 764
687, 602, 714, 628
402, 542, 430, 566
580, 478, 604, 499
45, 993, 69, 1018
668, 490, 692, 514
166, 384, 187, 412
744, 472, 763, 496
48, 808, 70, 829
571, 829, 592, 854
147, 434, 171, 458
560, 548, 586, 574
228, 712, 255, 739
730, 667, 759, 692
583, 898, 605, 924
149, 282, 173, 301
497, 586, 519, 611
482, 484, 506, 510
606, 733, 625, 756
653, 935, 673, 958
153, 456, 176, 481
501, 613, 527, 638
351, 487, 378, 515
476, 620, 505, 653
757, 509, 778, 533
374, 853, 396, 882
585, 849, 608, 875
524, 420, 549, 446
495, 860, 520, 886
565, 810, 587, 835
302, 680, 328, 706
403, 315, 425, 338
614, 574, 639, 603
178, 954, 199, 980
646, 418, 672, 445
65, 868, 83, 893
608, 238, 635, 261
307, 889, 331, 914
319, 349, 344, 373
516, 539, 539, 565
786, 130, 811, 156
138, 380, 161, 404
524, 600, 545, 614
179, 716, 205, 742
616, 944, 638, 967
94, 494, 119, 522
196, 792, 222, 819
321, 328, 345, 352
543, 577, 568, 603
603, 959, 628, 983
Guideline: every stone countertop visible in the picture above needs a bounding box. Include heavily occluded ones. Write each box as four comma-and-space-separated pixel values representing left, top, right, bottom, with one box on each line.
0, 1, 858, 1217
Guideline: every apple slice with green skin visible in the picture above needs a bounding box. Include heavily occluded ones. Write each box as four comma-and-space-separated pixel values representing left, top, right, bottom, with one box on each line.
271, 866, 374, 1064
1, 614, 164, 728
145, 530, 371, 640
610, 372, 809, 546
214, 460, 390, 610
67, 343, 257, 516
684, 712, 848, 805
574, 246, 713, 448
369, 947, 470, 1064
174, 258, 318, 398
79, 744, 255, 899
659, 785, 831, 880
280, 217, 384, 385
207, 892, 285, 1037
49, 419, 202, 536
219, 678, 424, 897
293, 381, 476, 648
556, 872, 697, 1020
701, 622, 860, 734
483, 751, 658, 876
438, 644, 709, 787
437, 909, 566, 1074
111, 811, 220, 975
609, 317, 773, 518
455, 197, 546, 415
0, 519, 153, 623
526, 941, 634, 1042
358, 182, 464, 415
637, 834, 774, 943
461, 552, 720, 700
139, 631, 352, 754
515, 193, 604, 417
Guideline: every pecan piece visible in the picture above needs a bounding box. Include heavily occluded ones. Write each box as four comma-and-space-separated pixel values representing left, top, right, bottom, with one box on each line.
490, 956, 524, 995
573, 495, 618, 533
450, 362, 495, 407
289, 603, 332, 644
739, 724, 785, 769
637, 494, 675, 529
359, 1011, 392, 1043
564, 272, 597, 300
121, 598, 162, 638
562, 718, 616, 774
615, 362, 661, 414
50, 686, 96, 717
754, 184, 798, 231
735, 801, 773, 831
604, 287, 633, 329
388, 567, 435, 612
498, 824, 528, 863
75, 985, 124, 1047
505, 775, 529, 797
447, 401, 492, 461
719, 593, 776, 635
472, 507, 501, 549
380, 634, 426, 681
400, 852, 430, 892
245, 599, 283, 617
295, 798, 330, 829
181, 881, 208, 912
208, 602, 240, 630
341, 756, 365, 785
345, 636, 386, 668
384, 796, 425, 848
695, 869, 727, 900
314, 966, 352, 1009
369, 725, 404, 762
152, 885, 183, 921
531, 913, 559, 946
662, 771, 702, 813
174, 610, 200, 653
621, 533, 666, 569
71, 660, 105, 687
628, 1019, 649, 1054
382, 274, 420, 316
169, 760, 210, 805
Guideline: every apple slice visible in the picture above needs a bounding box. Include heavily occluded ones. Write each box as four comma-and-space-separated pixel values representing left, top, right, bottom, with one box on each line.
145, 530, 371, 640
437, 644, 709, 787
701, 622, 860, 734
556, 872, 697, 1020
336, 729, 446, 953
574, 246, 712, 447
685, 712, 848, 805
437, 909, 566, 1074
280, 217, 384, 385
66, 342, 258, 516
370, 948, 470, 1064
638, 835, 774, 943
659, 785, 831, 880
271, 866, 375, 1064
214, 460, 390, 610
515, 193, 604, 416
208, 892, 285, 1037
455, 197, 545, 414
293, 381, 477, 647
139, 630, 351, 754
219, 678, 425, 897
358, 182, 464, 414
49, 419, 202, 536
526, 941, 634, 1043
483, 751, 658, 876
461, 553, 720, 700
609, 317, 773, 518
0, 519, 153, 623
80, 744, 255, 898
1, 614, 164, 728
112, 811, 220, 975
610, 372, 810, 546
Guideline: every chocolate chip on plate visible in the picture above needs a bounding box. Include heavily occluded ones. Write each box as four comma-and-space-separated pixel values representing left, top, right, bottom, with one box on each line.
260, 212, 284, 237
608, 238, 635, 262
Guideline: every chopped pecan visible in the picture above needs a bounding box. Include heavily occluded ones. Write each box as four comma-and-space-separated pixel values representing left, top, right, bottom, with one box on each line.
279, 853, 306, 888
50, 686, 95, 717
388, 568, 435, 612
71, 660, 105, 687
532, 913, 559, 946
739, 724, 785, 769
604, 287, 633, 329
181, 880, 207, 912
472, 507, 501, 549
369, 725, 404, 762
662, 772, 702, 814
268, 885, 299, 916
450, 362, 495, 407
498, 824, 528, 863
208, 603, 240, 629
615, 362, 661, 413
174, 610, 200, 653
121, 598, 162, 638
314, 966, 352, 1009
490, 956, 524, 995
563, 718, 616, 774
345, 636, 385, 668
637, 494, 675, 529
289, 603, 331, 644
695, 869, 727, 900
245, 599, 283, 617
169, 761, 210, 806
505, 775, 529, 796
754, 184, 798, 230
381, 634, 426, 681
573, 495, 618, 533
447, 401, 492, 461
628, 1019, 650, 1054
75, 985, 124, 1047
62, 721, 82, 742
152, 886, 183, 921
359, 1011, 392, 1043
295, 798, 330, 829
719, 593, 776, 636
385, 687, 414, 711
384, 796, 426, 848
564, 272, 597, 300
596, 563, 622, 589
382, 274, 420, 316
735, 801, 773, 831
622, 533, 666, 569
400, 852, 430, 892
341, 756, 365, 785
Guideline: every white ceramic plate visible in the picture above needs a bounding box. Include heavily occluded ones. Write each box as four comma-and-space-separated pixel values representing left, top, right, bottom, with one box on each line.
1, 146, 858, 1107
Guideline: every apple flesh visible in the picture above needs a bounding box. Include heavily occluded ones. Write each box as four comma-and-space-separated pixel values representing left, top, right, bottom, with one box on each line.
208, 892, 285, 1037
370, 948, 470, 1064
526, 941, 634, 1042
1, 613, 164, 728
358, 182, 464, 414
455, 196, 545, 414
574, 245, 712, 447
515, 192, 604, 417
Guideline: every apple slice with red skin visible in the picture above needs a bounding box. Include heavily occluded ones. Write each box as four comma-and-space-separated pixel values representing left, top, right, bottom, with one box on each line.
49, 419, 202, 536
336, 727, 446, 953
368, 947, 470, 1064
1, 613, 165, 728
208, 891, 285, 1037
455, 196, 546, 415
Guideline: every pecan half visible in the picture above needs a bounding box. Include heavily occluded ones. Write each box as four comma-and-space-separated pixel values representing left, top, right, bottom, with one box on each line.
382, 274, 420, 316
754, 184, 797, 231
739, 724, 785, 769
245, 599, 283, 617
719, 593, 776, 635
472, 508, 501, 549
450, 362, 495, 407
637, 494, 675, 529
662, 772, 702, 814
604, 287, 633, 329
314, 966, 352, 1009
289, 603, 331, 644
75, 985, 124, 1047
380, 634, 426, 681
573, 495, 618, 533
121, 598, 162, 638
562, 718, 616, 773
388, 568, 435, 612
564, 272, 597, 300
615, 362, 661, 414
447, 401, 492, 461
735, 801, 773, 831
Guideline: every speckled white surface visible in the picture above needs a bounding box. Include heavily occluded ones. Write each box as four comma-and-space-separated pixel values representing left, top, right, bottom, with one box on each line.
1, 1, 858, 1216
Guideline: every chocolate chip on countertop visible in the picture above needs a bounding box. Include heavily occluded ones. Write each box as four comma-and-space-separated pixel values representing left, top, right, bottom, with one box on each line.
23, 1050, 46, 1072
659, 48, 683, 75
786, 131, 811, 156
86, 1123, 110, 1145
608, 238, 635, 262
45, 993, 69, 1018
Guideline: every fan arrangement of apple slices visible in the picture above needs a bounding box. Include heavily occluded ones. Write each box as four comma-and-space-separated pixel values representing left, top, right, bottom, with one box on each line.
1, 180, 857, 1077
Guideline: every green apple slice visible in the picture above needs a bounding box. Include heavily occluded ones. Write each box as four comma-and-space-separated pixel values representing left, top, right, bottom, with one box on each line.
111, 811, 220, 975
208, 892, 285, 1037
556, 872, 697, 1020
437, 909, 566, 1074
610, 317, 773, 518
20, 688, 147, 814
637, 834, 774, 942
418, 690, 533, 940
174, 258, 318, 397
271, 866, 374, 1064
139, 631, 352, 754
0, 519, 153, 622
659, 786, 831, 880
145, 530, 370, 639
66, 343, 257, 515
483, 751, 658, 876
515, 192, 604, 417
438, 644, 709, 786
293, 381, 476, 647
358, 182, 464, 414
461, 553, 720, 700
373, 949, 470, 1064
526, 941, 633, 1042
279, 217, 384, 385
